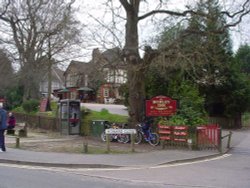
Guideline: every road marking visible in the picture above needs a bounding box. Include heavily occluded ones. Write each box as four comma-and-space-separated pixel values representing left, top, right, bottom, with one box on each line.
0, 154, 231, 173
151, 154, 232, 169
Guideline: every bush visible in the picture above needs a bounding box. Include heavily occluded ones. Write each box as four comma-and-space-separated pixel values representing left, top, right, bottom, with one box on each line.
100, 108, 109, 115
5, 86, 24, 110
22, 99, 39, 113
170, 81, 207, 126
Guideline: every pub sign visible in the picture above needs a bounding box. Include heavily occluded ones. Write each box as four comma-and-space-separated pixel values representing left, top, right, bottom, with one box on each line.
145, 95, 177, 117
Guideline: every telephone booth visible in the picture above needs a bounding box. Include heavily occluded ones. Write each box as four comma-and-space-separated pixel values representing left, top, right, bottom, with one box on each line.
59, 99, 81, 135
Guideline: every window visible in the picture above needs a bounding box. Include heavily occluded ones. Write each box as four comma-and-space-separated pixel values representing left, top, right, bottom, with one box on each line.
103, 88, 109, 97
68, 73, 78, 87
70, 91, 77, 99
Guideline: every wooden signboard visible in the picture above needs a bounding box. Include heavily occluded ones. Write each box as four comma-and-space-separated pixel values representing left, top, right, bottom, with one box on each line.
146, 95, 177, 117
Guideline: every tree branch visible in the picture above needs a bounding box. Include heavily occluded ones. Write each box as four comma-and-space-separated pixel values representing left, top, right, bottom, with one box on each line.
221, 0, 250, 28
119, 0, 131, 11
0, 0, 11, 18
138, 9, 198, 21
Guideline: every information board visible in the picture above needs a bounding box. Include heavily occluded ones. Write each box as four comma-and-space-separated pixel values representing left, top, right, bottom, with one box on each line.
105, 129, 136, 135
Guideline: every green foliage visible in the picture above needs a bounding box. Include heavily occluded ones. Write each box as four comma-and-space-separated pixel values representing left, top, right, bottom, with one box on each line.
90, 109, 128, 123
22, 99, 40, 113
181, 0, 232, 85
0, 49, 14, 97
242, 113, 250, 127
145, 47, 208, 126
149, 0, 233, 128
145, 65, 170, 98
100, 108, 109, 116
5, 86, 24, 110
221, 64, 250, 116
12, 106, 24, 113
118, 83, 129, 106
169, 81, 207, 126
168, 115, 188, 126
235, 44, 250, 74
50, 101, 58, 111
157, 113, 207, 127
148, 74, 207, 126
157, 23, 184, 50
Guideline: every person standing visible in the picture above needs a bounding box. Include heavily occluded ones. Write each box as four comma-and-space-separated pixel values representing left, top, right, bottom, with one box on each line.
0, 103, 7, 152
7, 112, 16, 130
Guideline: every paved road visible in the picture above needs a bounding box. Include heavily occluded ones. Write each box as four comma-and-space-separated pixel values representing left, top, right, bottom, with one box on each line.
1, 129, 248, 188
66, 128, 250, 188
81, 103, 128, 116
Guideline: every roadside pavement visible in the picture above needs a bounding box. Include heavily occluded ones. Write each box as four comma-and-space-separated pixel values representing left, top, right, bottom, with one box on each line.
0, 128, 248, 168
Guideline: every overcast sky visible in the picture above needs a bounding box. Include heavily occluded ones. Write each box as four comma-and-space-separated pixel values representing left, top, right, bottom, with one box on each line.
73, 0, 250, 62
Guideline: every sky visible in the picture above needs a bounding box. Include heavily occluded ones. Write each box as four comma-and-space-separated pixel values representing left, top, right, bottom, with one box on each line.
1, 0, 248, 71
72, 0, 250, 63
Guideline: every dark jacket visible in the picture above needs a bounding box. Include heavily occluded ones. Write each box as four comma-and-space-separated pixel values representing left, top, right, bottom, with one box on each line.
0, 108, 7, 130
8, 115, 16, 127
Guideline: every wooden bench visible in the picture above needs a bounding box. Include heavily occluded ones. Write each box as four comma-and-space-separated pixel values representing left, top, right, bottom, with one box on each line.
7, 122, 28, 137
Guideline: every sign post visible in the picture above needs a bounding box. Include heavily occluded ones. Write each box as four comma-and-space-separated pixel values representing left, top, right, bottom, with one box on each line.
105, 129, 137, 153
106, 133, 110, 153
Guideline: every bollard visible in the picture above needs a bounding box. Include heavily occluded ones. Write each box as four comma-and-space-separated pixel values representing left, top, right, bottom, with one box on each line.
16, 137, 20, 148
218, 128, 222, 153
106, 134, 110, 153
130, 134, 135, 152
187, 139, 193, 150
83, 143, 88, 153
227, 131, 233, 149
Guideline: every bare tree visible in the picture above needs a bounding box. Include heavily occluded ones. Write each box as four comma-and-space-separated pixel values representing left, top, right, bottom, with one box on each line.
0, 0, 82, 101
0, 49, 14, 96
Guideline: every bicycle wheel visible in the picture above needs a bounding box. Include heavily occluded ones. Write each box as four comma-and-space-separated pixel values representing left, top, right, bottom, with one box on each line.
117, 134, 130, 143
149, 133, 160, 146
101, 132, 107, 142
134, 132, 143, 144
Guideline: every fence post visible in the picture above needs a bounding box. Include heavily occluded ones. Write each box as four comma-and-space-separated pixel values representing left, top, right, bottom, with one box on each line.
218, 127, 222, 153
130, 133, 135, 152
195, 128, 198, 149
106, 134, 110, 153
38, 115, 41, 129
15, 136, 20, 148
83, 142, 88, 153
227, 131, 233, 149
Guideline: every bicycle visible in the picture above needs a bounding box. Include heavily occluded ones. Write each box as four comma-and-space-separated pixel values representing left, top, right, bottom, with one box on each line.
134, 122, 160, 146
101, 122, 130, 144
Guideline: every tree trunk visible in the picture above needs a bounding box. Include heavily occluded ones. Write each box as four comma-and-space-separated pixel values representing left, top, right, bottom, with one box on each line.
234, 112, 242, 129
48, 60, 52, 101
127, 65, 146, 125
21, 63, 40, 101
122, 1, 145, 126
47, 39, 52, 111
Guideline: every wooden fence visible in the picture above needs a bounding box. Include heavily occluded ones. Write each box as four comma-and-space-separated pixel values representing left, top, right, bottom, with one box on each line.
208, 117, 235, 128
158, 124, 227, 151
196, 124, 221, 150
13, 112, 60, 131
